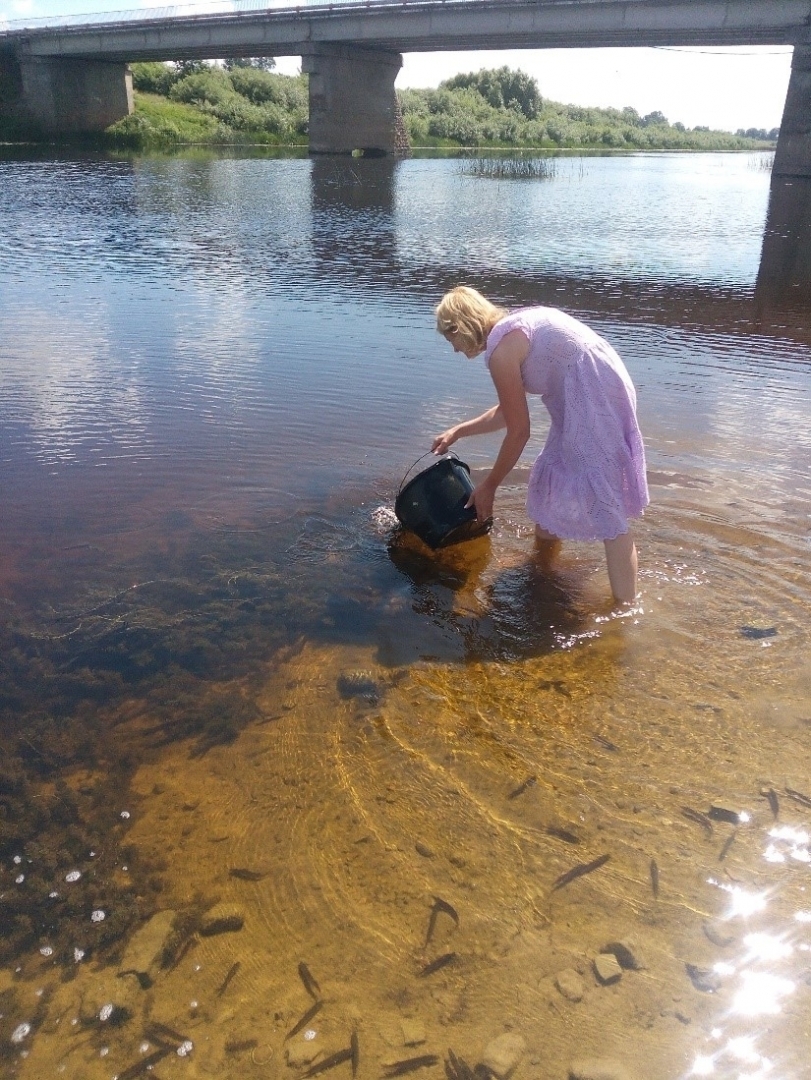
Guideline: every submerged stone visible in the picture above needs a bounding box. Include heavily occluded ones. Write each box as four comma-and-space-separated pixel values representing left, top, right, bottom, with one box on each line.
119, 909, 177, 981
337, 670, 382, 701
481, 1033, 526, 1079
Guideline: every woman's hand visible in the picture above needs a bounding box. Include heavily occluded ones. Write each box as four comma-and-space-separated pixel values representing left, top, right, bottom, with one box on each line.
466, 479, 496, 523
432, 426, 459, 455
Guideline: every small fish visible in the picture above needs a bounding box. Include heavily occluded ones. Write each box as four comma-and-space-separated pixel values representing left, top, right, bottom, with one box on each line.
538, 679, 571, 697
285, 999, 323, 1041
785, 787, 811, 809
718, 833, 736, 862
763, 787, 779, 819
216, 960, 241, 997
551, 853, 610, 891
168, 933, 198, 970
229, 867, 266, 881
424, 897, 460, 947
302, 1047, 353, 1077
650, 858, 659, 898
546, 824, 580, 844
117, 1048, 171, 1080
146, 1020, 189, 1047
681, 806, 713, 836
298, 961, 322, 1000
685, 962, 722, 993
708, 806, 740, 825
351, 1032, 359, 1079
383, 1055, 441, 1077
739, 625, 778, 639
224, 1038, 259, 1053
593, 733, 619, 751
445, 1050, 475, 1080
119, 968, 153, 990
508, 775, 537, 799
418, 952, 456, 977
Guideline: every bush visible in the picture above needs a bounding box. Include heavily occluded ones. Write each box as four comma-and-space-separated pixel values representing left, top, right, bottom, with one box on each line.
130, 62, 177, 96
228, 68, 307, 112
169, 69, 235, 107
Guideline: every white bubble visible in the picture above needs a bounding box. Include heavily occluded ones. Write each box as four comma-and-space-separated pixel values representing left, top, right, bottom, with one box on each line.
40, 946, 53, 956
303, 1030, 317, 1041
49, 892, 59, 899
15, 875, 24, 884
91, 910, 106, 922
11, 1023, 31, 1044
120, 811, 131, 819
73, 948, 85, 963
65, 871, 81, 883
177, 1040, 193, 1057
139, 1042, 151, 1054
13, 855, 22, 864
99, 1047, 109, 1057
99, 1004, 114, 1022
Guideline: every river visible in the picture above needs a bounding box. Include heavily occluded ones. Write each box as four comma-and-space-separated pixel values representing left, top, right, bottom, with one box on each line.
0, 147, 810, 1080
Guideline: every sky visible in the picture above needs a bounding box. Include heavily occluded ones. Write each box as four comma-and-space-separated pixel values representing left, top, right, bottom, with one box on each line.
1, 0, 794, 133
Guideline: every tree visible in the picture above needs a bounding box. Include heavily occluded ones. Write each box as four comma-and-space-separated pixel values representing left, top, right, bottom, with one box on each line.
440, 66, 541, 119
173, 60, 209, 78
641, 110, 668, 127
223, 57, 276, 72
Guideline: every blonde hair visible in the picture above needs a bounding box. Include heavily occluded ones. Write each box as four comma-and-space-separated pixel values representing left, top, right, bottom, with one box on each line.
435, 286, 507, 354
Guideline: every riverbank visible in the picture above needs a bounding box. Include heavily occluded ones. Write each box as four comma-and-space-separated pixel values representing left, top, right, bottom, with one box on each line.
1, 63, 774, 152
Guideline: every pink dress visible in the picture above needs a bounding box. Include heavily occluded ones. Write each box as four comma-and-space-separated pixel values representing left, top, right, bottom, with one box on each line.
485, 307, 649, 541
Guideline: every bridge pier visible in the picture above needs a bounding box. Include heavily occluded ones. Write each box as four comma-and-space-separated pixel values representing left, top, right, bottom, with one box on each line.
8, 53, 132, 135
756, 43, 811, 298
302, 44, 402, 156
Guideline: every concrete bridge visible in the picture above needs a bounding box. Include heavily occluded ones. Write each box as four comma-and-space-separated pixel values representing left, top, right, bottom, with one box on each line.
1, 0, 809, 289
0, 0, 808, 150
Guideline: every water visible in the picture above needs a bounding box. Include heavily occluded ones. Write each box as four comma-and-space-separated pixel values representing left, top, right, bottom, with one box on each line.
0, 148, 809, 1080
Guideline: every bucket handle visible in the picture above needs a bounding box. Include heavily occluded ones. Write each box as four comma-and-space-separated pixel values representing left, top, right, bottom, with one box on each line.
396, 450, 465, 497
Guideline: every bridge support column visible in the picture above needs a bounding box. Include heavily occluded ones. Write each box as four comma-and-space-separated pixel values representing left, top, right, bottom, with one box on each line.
756, 43, 811, 298
302, 45, 402, 156
15, 54, 133, 134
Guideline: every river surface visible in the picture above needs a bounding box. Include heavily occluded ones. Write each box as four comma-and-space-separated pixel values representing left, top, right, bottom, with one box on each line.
0, 148, 810, 1080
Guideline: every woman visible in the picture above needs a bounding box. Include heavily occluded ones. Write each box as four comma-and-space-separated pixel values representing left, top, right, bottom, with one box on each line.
432, 286, 649, 603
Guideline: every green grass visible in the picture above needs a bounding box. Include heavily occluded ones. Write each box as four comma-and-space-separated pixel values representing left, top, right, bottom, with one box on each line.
106, 93, 222, 146
106, 92, 308, 148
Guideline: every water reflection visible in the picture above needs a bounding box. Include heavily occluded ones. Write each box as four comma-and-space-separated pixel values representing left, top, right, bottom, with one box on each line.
755, 176, 811, 307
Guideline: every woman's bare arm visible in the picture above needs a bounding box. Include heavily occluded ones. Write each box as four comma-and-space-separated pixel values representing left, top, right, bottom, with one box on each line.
431, 403, 506, 454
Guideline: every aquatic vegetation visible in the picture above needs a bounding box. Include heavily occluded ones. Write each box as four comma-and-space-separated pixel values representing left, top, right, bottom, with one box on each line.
461, 155, 559, 180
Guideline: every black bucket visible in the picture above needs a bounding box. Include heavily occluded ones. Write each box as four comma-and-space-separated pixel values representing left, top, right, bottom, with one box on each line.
394, 453, 493, 550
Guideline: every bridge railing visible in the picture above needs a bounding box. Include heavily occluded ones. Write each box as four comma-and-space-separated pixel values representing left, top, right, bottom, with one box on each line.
1, 0, 480, 35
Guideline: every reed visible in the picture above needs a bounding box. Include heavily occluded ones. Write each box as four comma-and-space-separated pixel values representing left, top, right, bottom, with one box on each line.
462, 155, 558, 180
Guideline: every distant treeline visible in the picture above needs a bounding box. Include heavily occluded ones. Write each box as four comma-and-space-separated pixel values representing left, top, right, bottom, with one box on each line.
105, 60, 776, 151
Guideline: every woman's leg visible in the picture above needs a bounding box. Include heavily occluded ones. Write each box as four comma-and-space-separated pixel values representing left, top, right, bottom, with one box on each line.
604, 531, 638, 602
534, 525, 562, 568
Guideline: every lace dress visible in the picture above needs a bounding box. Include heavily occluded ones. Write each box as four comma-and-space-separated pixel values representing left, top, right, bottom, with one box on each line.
485, 307, 649, 541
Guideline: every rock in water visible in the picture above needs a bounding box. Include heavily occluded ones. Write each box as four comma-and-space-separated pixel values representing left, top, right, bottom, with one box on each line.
337, 670, 381, 702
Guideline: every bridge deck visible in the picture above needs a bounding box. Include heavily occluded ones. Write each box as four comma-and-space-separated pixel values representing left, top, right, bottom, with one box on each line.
2, 0, 810, 61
